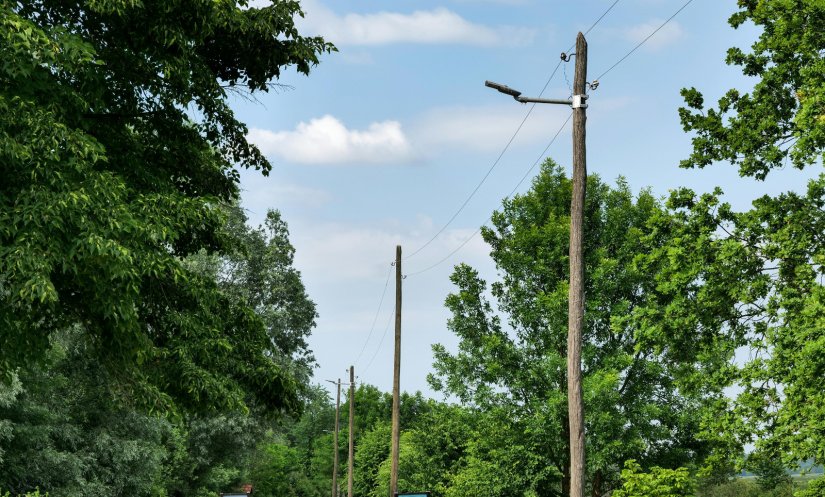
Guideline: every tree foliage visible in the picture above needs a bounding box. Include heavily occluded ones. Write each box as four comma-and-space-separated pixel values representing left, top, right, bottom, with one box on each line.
0, 333, 173, 497
0, 0, 333, 412
679, 0, 825, 179
671, 0, 825, 471
1, 192, 319, 496
430, 161, 715, 496
185, 205, 318, 390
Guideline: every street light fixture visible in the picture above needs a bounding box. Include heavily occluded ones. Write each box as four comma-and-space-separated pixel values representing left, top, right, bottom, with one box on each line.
484, 80, 522, 99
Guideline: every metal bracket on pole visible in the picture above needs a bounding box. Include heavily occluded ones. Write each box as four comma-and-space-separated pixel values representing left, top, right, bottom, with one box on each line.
572, 94, 588, 109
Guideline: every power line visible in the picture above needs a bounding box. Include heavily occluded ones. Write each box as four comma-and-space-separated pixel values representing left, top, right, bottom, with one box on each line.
403, 0, 624, 262
403, 61, 564, 262
406, 112, 573, 277
594, 0, 695, 81
353, 261, 393, 367
351, 2, 627, 378
361, 305, 395, 375
579, 0, 621, 41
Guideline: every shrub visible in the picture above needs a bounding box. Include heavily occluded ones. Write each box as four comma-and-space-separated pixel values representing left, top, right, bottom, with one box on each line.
612, 460, 694, 497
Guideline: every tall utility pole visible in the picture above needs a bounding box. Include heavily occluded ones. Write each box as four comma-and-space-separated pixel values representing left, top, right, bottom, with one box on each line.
347, 366, 355, 497
389, 245, 402, 497
567, 32, 588, 497
330, 378, 342, 497
485, 32, 589, 497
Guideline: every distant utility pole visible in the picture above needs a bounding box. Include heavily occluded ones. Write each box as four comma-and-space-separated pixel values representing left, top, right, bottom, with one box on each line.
485, 32, 589, 497
327, 378, 342, 497
347, 366, 355, 497
567, 32, 588, 497
389, 245, 402, 497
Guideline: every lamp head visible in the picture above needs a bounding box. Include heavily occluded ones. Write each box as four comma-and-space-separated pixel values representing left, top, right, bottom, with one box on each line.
484, 80, 522, 98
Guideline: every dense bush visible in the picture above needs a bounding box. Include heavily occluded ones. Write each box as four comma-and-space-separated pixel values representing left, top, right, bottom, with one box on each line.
611, 460, 693, 497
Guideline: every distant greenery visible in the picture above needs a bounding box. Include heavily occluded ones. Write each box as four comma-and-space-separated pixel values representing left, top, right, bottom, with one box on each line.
612, 460, 694, 497
698, 475, 819, 497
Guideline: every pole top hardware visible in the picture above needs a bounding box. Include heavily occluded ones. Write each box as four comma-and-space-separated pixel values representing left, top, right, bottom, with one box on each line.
572, 94, 588, 109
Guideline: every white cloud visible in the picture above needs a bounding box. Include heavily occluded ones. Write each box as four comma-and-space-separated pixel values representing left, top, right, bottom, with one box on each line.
299, 0, 535, 46
248, 115, 413, 165
623, 19, 685, 50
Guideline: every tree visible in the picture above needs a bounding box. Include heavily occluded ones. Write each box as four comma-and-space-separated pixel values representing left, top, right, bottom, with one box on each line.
185, 204, 319, 389
672, 0, 825, 476
0, 0, 333, 413
366, 404, 474, 497
430, 160, 716, 496
250, 437, 322, 497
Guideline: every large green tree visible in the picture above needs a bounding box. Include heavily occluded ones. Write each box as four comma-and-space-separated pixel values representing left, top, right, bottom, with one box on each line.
671, 0, 825, 474
430, 161, 716, 497
0, 0, 333, 412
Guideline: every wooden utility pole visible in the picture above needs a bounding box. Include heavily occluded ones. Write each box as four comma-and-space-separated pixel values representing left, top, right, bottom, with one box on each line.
389, 245, 402, 497
347, 366, 355, 497
331, 378, 342, 497
483, 33, 589, 497
567, 31, 588, 497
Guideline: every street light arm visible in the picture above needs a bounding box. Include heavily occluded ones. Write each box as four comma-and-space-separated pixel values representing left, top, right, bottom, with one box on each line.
486, 80, 574, 106
516, 96, 573, 105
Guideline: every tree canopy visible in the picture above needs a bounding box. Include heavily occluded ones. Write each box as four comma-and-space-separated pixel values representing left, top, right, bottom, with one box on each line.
429, 161, 716, 497
672, 0, 825, 473
0, 0, 333, 413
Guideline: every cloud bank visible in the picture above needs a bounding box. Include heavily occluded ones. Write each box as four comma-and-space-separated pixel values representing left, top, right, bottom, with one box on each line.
300, 0, 535, 46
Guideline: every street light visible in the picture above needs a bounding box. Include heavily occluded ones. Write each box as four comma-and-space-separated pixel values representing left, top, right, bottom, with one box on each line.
484, 80, 579, 107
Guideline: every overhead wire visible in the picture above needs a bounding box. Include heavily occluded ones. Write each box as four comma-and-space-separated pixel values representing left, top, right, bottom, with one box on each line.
402, 0, 624, 263
353, 261, 393, 368
403, 0, 699, 277
406, 112, 573, 277
361, 306, 395, 375
579, 0, 621, 41
594, 0, 695, 81
353, 0, 627, 377
402, 61, 563, 262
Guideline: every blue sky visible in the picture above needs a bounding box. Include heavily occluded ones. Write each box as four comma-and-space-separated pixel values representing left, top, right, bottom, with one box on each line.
231, 0, 814, 398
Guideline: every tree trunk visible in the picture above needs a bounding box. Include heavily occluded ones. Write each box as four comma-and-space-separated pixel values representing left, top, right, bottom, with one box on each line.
567, 31, 588, 497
